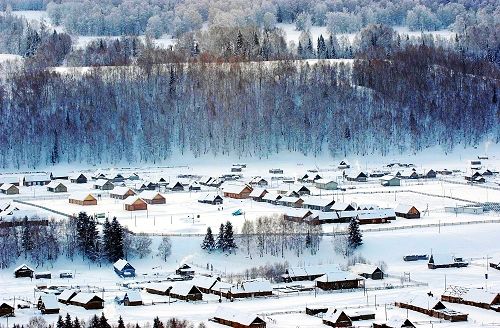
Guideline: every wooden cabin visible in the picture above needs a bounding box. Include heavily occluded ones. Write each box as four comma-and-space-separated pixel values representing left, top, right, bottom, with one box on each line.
380, 175, 401, 187
35, 271, 52, 279
213, 307, 266, 328
373, 318, 416, 328
283, 209, 315, 223
38, 295, 60, 314
249, 188, 268, 202
428, 254, 468, 269
249, 177, 268, 187
110, 186, 136, 200
395, 295, 468, 322
0, 175, 20, 187
167, 181, 185, 191
124, 197, 148, 211
350, 264, 384, 280
139, 191, 166, 204
347, 172, 368, 182
281, 264, 341, 282
113, 259, 136, 277
0, 183, 19, 195
315, 272, 365, 291
176, 264, 195, 277
322, 310, 352, 328
277, 196, 304, 208
198, 193, 223, 205
315, 179, 338, 190
69, 193, 97, 206
145, 283, 172, 296
441, 287, 500, 311
223, 184, 253, 199
14, 264, 34, 278
0, 303, 14, 317
22, 173, 51, 186
169, 284, 203, 301
395, 204, 420, 219
338, 161, 350, 169
122, 291, 143, 306
302, 197, 335, 212
47, 181, 67, 193
93, 179, 114, 190
69, 293, 104, 310
191, 276, 219, 294
57, 290, 77, 304
70, 173, 88, 184
422, 169, 437, 178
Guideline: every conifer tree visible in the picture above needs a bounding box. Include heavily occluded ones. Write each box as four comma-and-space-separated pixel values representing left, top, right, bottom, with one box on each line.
99, 313, 110, 328
223, 221, 237, 253
216, 223, 225, 251
102, 218, 112, 261
110, 217, 124, 261
73, 318, 80, 328
348, 218, 363, 249
201, 227, 215, 252
117, 316, 125, 328
64, 314, 72, 328
56, 316, 64, 328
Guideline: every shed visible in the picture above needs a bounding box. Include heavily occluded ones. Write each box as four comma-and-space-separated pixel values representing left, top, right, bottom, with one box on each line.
14, 264, 34, 278
110, 186, 136, 200
94, 179, 114, 190
69, 193, 97, 206
124, 197, 148, 211
121, 291, 143, 306
139, 191, 166, 204
0, 183, 19, 195
35, 271, 52, 279
38, 295, 60, 314
315, 272, 365, 290
113, 259, 136, 277
47, 181, 68, 193
395, 204, 420, 219
213, 307, 266, 328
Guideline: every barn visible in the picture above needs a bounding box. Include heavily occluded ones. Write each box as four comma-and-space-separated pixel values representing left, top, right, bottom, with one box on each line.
169, 283, 203, 301
0, 183, 19, 195
395, 204, 420, 219
70, 173, 88, 184
124, 197, 148, 211
69, 193, 97, 206
113, 259, 136, 277
110, 186, 136, 200
315, 272, 365, 291
139, 191, 166, 205
223, 184, 253, 199
37, 295, 60, 314
213, 307, 266, 328
94, 179, 114, 190
47, 181, 68, 193
14, 264, 34, 278
69, 293, 104, 310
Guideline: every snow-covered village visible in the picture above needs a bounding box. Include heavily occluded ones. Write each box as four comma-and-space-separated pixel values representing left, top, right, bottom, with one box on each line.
0, 0, 499, 328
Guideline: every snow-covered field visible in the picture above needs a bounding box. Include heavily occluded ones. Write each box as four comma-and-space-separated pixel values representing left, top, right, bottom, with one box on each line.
1, 144, 500, 327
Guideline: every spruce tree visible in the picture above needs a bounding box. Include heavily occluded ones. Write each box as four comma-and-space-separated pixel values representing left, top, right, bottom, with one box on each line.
223, 221, 237, 253
56, 316, 64, 328
348, 218, 363, 249
216, 224, 225, 251
201, 227, 215, 252
73, 318, 80, 328
110, 217, 124, 262
153, 317, 164, 328
117, 316, 125, 328
64, 314, 72, 328
21, 217, 33, 258
305, 230, 312, 248
99, 313, 110, 328
88, 315, 99, 328
102, 218, 112, 261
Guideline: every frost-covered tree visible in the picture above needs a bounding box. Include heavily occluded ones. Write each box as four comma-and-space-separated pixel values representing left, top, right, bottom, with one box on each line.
157, 236, 172, 262
201, 227, 216, 252
348, 218, 363, 249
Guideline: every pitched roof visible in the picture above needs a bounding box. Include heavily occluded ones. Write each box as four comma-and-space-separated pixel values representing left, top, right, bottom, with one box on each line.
139, 190, 164, 200
14, 263, 34, 272
94, 179, 112, 187
169, 283, 199, 296
0, 183, 17, 191
214, 307, 264, 326
263, 192, 281, 201
23, 173, 51, 182
47, 181, 66, 189
71, 292, 103, 304
315, 271, 364, 282
241, 279, 272, 293
58, 290, 77, 302
302, 197, 335, 207
462, 288, 499, 304
0, 175, 19, 184
249, 188, 267, 198
395, 204, 417, 213
113, 259, 133, 271
124, 196, 146, 206
124, 290, 142, 303
111, 186, 135, 196
287, 264, 341, 278
69, 192, 96, 202
191, 276, 219, 290
39, 295, 59, 310
350, 264, 381, 275
198, 193, 222, 202
223, 184, 252, 194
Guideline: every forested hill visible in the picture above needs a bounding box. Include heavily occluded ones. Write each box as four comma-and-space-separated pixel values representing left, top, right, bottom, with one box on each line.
0, 44, 498, 169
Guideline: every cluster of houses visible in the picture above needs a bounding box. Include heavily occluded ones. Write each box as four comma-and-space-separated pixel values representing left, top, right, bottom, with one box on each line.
68, 189, 166, 211
58, 290, 104, 310
394, 295, 468, 322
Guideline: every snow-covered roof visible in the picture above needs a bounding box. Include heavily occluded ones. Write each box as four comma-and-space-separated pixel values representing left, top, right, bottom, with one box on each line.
331, 202, 353, 211
350, 264, 381, 275
302, 197, 335, 207
124, 290, 142, 303
14, 263, 33, 272
263, 192, 281, 201
357, 209, 396, 219
401, 295, 444, 310
124, 196, 145, 206
212, 281, 235, 291
287, 264, 341, 278
39, 295, 59, 310
430, 254, 464, 265
71, 292, 102, 304
380, 175, 399, 181
223, 184, 251, 194
58, 289, 77, 302
0, 175, 19, 184
323, 309, 348, 323
395, 204, 417, 213
462, 289, 499, 304
191, 276, 219, 289
69, 192, 96, 201
146, 283, 172, 293
214, 307, 264, 326
282, 208, 312, 218
169, 283, 199, 296
69, 173, 88, 180
315, 178, 337, 185
47, 181, 65, 188
94, 179, 112, 187
249, 188, 267, 198
198, 193, 222, 202
241, 279, 272, 293
0, 183, 16, 191
111, 186, 135, 196
23, 173, 51, 182
315, 271, 364, 282
113, 259, 132, 271
139, 190, 164, 200
279, 196, 303, 203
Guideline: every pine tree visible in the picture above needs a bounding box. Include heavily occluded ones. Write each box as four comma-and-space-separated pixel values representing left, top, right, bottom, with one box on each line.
99, 313, 110, 328
117, 316, 125, 328
110, 217, 124, 262
305, 230, 312, 248
56, 316, 64, 328
216, 224, 225, 251
64, 314, 72, 328
348, 218, 363, 249
102, 218, 112, 261
73, 318, 80, 328
201, 227, 215, 252
88, 315, 99, 328
153, 317, 164, 328
306, 38, 314, 57
21, 217, 33, 258
223, 221, 237, 253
